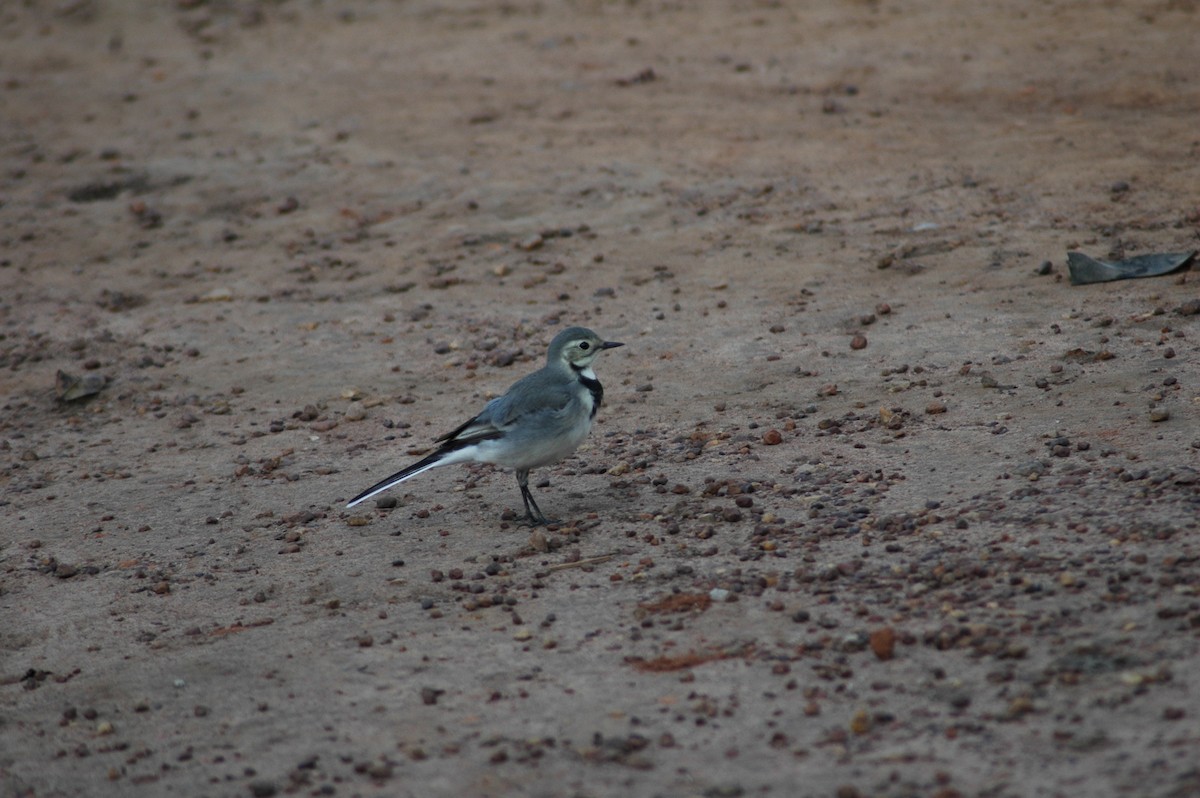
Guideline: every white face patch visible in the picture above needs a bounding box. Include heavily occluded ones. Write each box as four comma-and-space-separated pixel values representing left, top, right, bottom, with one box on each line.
565, 345, 597, 370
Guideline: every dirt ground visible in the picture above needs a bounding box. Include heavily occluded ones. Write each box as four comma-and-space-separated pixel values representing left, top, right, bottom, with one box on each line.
3, 1, 1200, 796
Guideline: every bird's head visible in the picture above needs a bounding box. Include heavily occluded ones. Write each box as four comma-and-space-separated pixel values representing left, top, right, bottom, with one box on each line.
548, 326, 623, 372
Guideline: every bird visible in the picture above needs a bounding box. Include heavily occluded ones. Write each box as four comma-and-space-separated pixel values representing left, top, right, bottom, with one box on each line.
345, 326, 624, 525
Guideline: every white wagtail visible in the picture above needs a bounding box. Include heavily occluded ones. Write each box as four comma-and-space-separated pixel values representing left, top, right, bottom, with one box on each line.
346, 326, 624, 525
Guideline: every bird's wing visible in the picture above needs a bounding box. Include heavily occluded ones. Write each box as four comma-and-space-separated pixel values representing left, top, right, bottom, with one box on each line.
435, 398, 506, 446
434, 370, 574, 446
490, 370, 575, 428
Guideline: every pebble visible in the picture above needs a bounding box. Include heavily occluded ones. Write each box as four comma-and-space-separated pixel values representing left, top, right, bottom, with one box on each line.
1149, 408, 1169, 422
248, 780, 277, 797
516, 234, 544, 251
925, 400, 947, 415
1006, 696, 1035, 718
55, 371, 107, 403
850, 334, 868, 350
198, 287, 233, 303
366, 761, 394, 779
1014, 460, 1047, 477
869, 627, 896, 661
762, 429, 782, 445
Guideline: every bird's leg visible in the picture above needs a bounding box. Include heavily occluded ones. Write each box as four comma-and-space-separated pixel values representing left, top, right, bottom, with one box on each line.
515, 469, 551, 526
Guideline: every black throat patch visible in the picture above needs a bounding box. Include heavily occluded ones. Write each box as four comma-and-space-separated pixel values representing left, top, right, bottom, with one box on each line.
575, 369, 604, 418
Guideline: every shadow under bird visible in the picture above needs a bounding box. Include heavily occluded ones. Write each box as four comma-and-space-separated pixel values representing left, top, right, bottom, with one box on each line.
345, 326, 624, 525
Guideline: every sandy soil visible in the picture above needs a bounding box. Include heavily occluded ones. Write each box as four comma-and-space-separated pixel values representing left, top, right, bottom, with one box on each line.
3, 2, 1200, 797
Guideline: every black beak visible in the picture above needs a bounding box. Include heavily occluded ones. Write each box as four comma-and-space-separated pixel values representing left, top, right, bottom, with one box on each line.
601, 341, 624, 350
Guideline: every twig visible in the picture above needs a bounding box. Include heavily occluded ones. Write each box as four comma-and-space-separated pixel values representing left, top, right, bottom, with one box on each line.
542, 552, 619, 572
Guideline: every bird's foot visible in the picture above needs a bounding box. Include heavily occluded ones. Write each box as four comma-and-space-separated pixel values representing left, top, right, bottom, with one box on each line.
501, 507, 559, 527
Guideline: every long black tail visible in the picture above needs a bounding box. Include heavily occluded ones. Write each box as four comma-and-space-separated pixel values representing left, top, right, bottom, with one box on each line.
345, 449, 449, 508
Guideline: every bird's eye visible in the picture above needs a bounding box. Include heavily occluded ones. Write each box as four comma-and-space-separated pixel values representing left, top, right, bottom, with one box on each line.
579, 341, 590, 350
